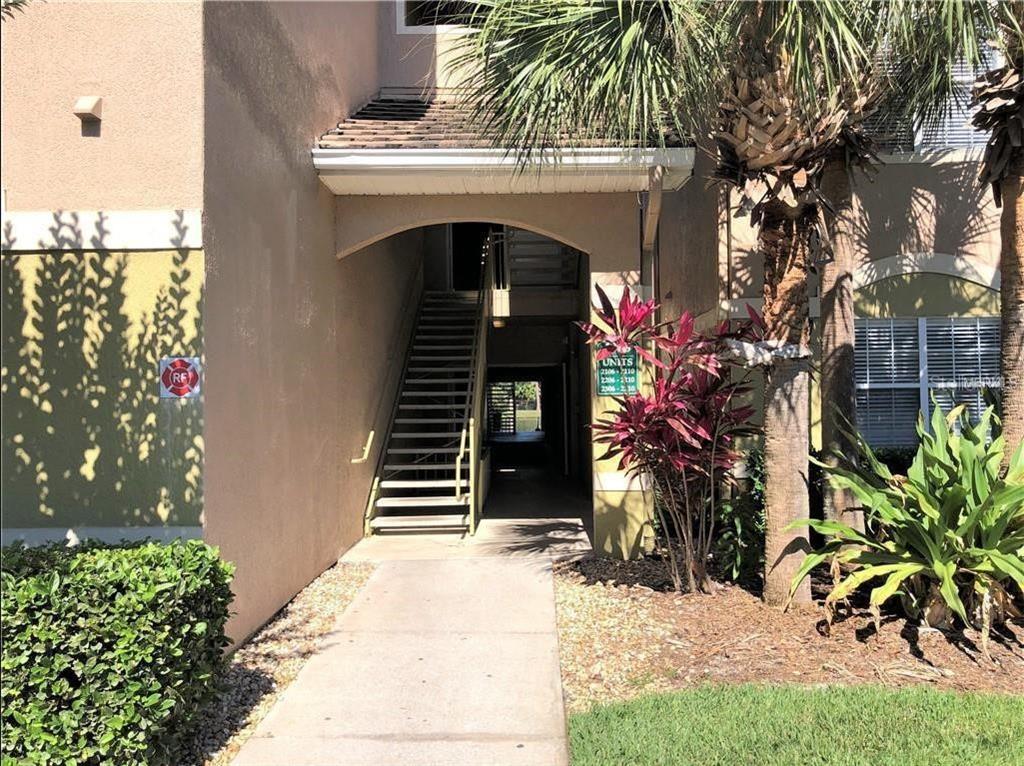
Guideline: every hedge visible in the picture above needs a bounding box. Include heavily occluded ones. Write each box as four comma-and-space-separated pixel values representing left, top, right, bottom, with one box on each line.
1, 539, 234, 765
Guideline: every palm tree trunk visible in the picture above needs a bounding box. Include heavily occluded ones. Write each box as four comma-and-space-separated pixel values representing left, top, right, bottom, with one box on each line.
1001, 166, 1024, 459
760, 200, 813, 606
820, 160, 864, 532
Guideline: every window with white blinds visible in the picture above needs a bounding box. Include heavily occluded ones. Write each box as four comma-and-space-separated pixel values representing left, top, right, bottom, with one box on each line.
917, 57, 985, 149
854, 317, 1001, 447
868, 46, 1000, 150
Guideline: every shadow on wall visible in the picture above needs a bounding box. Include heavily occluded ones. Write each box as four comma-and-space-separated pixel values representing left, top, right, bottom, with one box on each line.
730, 160, 995, 299
1, 211, 203, 529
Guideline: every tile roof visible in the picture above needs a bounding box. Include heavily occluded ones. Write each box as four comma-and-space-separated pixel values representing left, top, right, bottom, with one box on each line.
318, 88, 685, 151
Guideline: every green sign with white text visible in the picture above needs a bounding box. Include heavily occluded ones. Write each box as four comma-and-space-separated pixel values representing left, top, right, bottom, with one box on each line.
596, 349, 639, 396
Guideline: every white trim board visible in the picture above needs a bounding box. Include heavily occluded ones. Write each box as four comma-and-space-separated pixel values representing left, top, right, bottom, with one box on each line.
1, 209, 202, 251
1, 525, 203, 546
394, 0, 475, 35
313, 147, 695, 195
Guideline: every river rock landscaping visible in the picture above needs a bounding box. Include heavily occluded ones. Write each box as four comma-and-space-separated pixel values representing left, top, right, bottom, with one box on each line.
181, 561, 375, 766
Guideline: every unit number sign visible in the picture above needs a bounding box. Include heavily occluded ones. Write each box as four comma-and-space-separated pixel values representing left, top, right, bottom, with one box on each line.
596, 349, 639, 396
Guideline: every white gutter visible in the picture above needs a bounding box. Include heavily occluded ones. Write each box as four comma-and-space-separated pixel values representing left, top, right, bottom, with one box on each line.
312, 146, 695, 195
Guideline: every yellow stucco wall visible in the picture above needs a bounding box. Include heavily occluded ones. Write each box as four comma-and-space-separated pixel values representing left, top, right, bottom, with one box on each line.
2, 249, 204, 528
854, 273, 1000, 318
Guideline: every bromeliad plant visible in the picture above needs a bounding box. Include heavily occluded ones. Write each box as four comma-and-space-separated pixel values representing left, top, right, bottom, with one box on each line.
582, 286, 759, 594
789, 406, 1024, 658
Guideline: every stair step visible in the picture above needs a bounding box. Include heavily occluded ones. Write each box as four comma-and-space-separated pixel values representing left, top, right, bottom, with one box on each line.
410, 355, 471, 361
380, 479, 468, 489
404, 378, 471, 385
387, 447, 461, 454
395, 418, 465, 424
384, 462, 458, 470
402, 392, 468, 398
413, 345, 473, 351
391, 432, 463, 439
408, 366, 471, 372
399, 404, 467, 410
370, 513, 469, 530
376, 495, 470, 508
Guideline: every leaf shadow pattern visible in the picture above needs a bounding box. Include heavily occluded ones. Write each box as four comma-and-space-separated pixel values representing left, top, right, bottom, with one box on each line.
1, 211, 203, 529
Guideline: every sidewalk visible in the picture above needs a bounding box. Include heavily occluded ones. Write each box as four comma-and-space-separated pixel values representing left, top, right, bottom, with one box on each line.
231, 556, 570, 766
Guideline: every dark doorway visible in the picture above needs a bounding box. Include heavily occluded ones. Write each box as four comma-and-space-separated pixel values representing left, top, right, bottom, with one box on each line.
450, 223, 490, 290
486, 366, 566, 473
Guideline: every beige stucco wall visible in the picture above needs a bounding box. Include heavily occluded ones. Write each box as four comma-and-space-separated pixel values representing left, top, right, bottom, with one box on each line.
0, 1, 204, 211
727, 160, 1000, 303
335, 192, 640, 272
377, 0, 468, 89
659, 151, 722, 323
201, 0, 400, 641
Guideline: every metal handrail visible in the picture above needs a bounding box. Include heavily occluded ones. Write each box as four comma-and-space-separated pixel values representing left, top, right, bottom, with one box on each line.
361, 262, 425, 533
454, 239, 492, 532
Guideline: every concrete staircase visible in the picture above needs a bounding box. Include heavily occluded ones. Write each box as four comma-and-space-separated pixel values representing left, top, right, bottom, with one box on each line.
369, 291, 483, 533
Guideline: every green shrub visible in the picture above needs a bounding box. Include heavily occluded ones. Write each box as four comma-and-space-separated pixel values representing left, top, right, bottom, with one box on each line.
714, 450, 766, 584
791, 405, 1024, 656
1, 539, 234, 765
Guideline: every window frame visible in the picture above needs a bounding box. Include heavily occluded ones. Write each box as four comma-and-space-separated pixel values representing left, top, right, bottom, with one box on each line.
854, 316, 1001, 447
395, 0, 475, 35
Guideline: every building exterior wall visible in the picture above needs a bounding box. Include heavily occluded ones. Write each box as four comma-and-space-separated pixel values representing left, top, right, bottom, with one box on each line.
723, 157, 1000, 448
1, 246, 204, 542
659, 151, 723, 324
1, 1, 207, 546
378, 0, 468, 89
726, 158, 999, 306
856, 273, 1000, 318
0, 1, 204, 211
335, 192, 639, 269
200, 1, 417, 641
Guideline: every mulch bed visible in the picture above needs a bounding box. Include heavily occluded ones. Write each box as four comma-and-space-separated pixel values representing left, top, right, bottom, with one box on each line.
180, 561, 375, 766
555, 556, 1024, 713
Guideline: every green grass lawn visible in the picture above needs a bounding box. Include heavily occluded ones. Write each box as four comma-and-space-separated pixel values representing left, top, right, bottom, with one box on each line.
569, 684, 1024, 766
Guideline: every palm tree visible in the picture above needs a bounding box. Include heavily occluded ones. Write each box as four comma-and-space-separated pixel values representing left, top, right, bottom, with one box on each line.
972, 8, 1024, 459
453, 0, 1000, 604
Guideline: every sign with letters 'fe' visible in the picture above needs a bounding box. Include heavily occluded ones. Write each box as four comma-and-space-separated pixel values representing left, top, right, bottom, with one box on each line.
596, 349, 639, 396
160, 357, 201, 399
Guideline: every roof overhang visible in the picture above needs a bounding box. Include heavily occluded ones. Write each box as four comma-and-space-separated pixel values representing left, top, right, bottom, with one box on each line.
312, 147, 695, 195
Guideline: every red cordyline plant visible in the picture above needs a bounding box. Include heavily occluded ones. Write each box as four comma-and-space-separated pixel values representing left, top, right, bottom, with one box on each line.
581, 286, 761, 593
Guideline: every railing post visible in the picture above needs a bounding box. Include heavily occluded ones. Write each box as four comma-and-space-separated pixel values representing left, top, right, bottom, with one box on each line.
469, 416, 477, 534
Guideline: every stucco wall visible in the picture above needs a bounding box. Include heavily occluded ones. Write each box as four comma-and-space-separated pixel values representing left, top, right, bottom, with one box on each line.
335, 192, 640, 272
658, 151, 722, 323
2, 247, 204, 533
727, 159, 999, 303
0, 1, 204, 211
856, 273, 1000, 318
377, 0, 467, 89
201, 1, 400, 641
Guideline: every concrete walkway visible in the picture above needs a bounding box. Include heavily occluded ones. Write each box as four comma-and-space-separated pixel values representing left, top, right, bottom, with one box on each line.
231, 556, 571, 766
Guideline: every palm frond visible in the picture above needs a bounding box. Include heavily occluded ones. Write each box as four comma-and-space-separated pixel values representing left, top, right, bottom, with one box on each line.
450, 0, 719, 161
